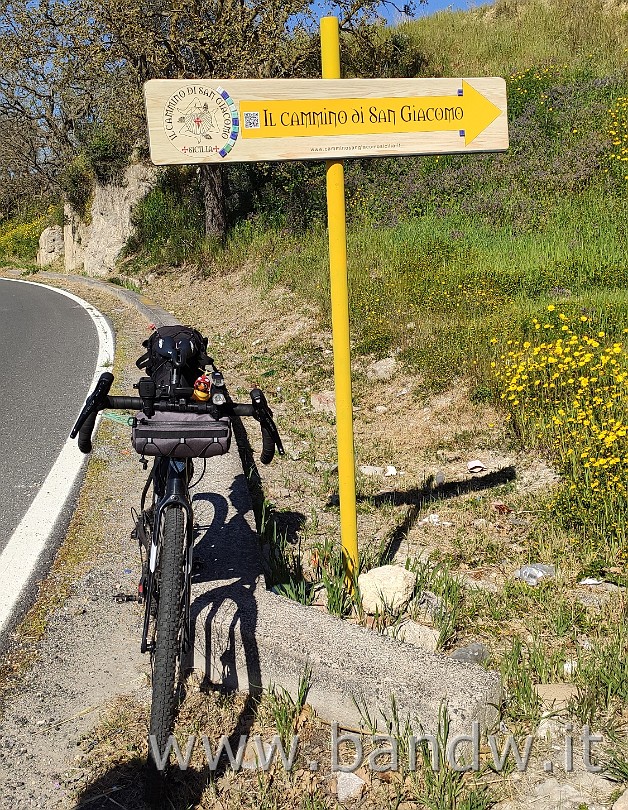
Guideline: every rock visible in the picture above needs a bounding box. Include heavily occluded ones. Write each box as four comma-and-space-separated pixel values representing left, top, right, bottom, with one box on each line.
472, 518, 488, 529
374, 405, 388, 414
532, 777, 585, 805
36, 225, 64, 266
311, 390, 336, 414
515, 563, 555, 586
536, 717, 562, 740
435, 471, 445, 485
416, 590, 443, 619
314, 461, 338, 473
577, 592, 605, 610
450, 642, 490, 665
613, 787, 628, 810
359, 465, 385, 476
384, 465, 397, 476
534, 683, 578, 711
385, 621, 439, 651
463, 575, 500, 594
336, 771, 366, 802
467, 460, 487, 474
367, 357, 396, 381
358, 565, 416, 615
65, 163, 157, 276
311, 584, 328, 609
241, 739, 274, 770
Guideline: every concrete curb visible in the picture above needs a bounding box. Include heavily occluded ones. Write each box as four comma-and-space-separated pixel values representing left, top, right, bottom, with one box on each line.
24, 269, 502, 736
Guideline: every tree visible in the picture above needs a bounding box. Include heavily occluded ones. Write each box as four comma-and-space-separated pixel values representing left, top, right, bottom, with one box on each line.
0, 0, 421, 232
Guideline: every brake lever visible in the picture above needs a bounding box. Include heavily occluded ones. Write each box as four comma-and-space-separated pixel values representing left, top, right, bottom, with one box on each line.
70, 372, 115, 438
251, 388, 285, 456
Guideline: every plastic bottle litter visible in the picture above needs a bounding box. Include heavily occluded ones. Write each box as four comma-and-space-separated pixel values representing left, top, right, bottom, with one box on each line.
515, 563, 556, 586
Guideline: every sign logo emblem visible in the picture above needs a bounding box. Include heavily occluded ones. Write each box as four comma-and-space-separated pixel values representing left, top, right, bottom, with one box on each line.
163, 85, 239, 157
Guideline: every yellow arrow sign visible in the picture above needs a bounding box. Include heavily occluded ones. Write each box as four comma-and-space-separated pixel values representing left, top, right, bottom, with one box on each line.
144, 77, 508, 164
240, 80, 501, 147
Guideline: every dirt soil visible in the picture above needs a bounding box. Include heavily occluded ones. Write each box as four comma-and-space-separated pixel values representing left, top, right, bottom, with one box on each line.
0, 266, 623, 810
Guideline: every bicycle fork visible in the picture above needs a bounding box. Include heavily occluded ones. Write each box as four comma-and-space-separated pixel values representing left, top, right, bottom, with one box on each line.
141, 459, 194, 655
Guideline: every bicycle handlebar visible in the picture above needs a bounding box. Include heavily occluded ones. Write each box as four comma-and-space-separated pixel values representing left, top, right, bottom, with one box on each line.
71, 373, 285, 464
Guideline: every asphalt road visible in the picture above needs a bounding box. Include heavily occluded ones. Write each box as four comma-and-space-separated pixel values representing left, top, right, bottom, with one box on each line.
0, 280, 99, 552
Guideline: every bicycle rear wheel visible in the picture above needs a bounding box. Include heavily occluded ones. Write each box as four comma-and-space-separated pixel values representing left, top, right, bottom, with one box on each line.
147, 504, 186, 774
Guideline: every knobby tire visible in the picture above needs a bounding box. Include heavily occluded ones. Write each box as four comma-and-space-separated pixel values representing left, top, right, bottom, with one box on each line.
146, 505, 185, 793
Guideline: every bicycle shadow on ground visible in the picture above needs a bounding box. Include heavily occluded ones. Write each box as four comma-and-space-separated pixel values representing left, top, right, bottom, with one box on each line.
72, 478, 267, 810
73, 759, 149, 809
71, 757, 217, 809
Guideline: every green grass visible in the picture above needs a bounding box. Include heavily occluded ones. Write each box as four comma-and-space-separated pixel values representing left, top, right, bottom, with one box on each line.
264, 663, 312, 749
235, 182, 628, 393
398, 0, 628, 78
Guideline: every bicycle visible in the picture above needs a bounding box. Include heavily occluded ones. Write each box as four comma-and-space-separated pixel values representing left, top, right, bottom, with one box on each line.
70, 352, 283, 785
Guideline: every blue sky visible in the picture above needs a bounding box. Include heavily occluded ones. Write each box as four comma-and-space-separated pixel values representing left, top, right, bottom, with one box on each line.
380, 0, 494, 22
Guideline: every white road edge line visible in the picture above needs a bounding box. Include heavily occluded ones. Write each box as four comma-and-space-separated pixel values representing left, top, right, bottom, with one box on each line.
0, 279, 115, 635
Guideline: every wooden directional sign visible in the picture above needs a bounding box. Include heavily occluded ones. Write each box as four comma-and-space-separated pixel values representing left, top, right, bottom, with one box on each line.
144, 77, 508, 165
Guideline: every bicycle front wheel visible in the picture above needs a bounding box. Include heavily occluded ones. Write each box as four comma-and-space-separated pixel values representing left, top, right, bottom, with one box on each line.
148, 504, 186, 772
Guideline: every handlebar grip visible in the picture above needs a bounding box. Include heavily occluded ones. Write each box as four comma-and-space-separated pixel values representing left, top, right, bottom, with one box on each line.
231, 404, 255, 417
77, 409, 98, 454
106, 396, 143, 410
260, 423, 275, 465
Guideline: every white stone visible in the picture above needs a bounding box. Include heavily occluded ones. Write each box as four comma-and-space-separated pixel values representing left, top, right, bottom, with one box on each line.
36, 225, 64, 266
367, 357, 397, 381
359, 465, 385, 476
336, 771, 366, 802
374, 405, 388, 414
358, 565, 416, 615
385, 621, 439, 651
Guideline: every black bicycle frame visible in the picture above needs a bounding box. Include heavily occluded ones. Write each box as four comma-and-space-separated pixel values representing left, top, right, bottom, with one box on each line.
140, 456, 194, 655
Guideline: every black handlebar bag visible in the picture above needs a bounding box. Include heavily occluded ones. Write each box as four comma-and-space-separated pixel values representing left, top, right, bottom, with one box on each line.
132, 411, 231, 458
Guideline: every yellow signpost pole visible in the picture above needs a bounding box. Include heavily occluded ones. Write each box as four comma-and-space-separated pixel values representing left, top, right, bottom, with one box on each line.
320, 16, 359, 587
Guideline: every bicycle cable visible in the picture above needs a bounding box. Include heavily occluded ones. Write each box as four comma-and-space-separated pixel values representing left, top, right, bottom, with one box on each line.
188, 457, 207, 490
